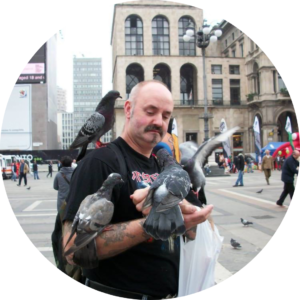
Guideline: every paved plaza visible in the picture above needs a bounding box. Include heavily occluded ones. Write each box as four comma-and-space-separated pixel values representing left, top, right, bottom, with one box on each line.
3, 168, 293, 284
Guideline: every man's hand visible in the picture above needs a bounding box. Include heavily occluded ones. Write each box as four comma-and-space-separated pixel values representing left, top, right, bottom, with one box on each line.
130, 187, 151, 216
179, 200, 213, 231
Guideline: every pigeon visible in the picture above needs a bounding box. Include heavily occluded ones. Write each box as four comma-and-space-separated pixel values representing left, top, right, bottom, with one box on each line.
143, 149, 191, 241
70, 90, 122, 162
256, 189, 263, 194
27, 187, 31, 190
241, 218, 253, 226
180, 126, 240, 193
230, 238, 242, 249
64, 173, 124, 256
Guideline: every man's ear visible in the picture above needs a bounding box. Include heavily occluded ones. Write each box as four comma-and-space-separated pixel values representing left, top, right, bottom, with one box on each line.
124, 100, 132, 119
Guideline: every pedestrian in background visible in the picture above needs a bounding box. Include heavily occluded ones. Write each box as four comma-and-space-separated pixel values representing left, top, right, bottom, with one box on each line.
47, 161, 53, 178
275, 154, 281, 171
33, 161, 40, 180
233, 153, 245, 187
17, 159, 29, 186
276, 149, 299, 206
71, 159, 77, 169
53, 156, 74, 211
11, 162, 17, 182
262, 150, 274, 185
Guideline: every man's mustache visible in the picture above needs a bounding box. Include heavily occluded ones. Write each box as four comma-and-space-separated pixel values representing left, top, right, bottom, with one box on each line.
144, 125, 163, 136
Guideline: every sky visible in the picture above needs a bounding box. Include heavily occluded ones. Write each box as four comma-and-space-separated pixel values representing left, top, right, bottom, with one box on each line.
56, 4, 222, 112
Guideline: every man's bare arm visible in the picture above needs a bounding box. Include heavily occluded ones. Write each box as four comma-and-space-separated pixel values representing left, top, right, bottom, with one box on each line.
62, 219, 150, 264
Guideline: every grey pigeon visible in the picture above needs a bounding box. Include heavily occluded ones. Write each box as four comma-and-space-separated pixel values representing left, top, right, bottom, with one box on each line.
27, 187, 31, 190
180, 126, 240, 193
230, 238, 242, 249
64, 173, 124, 256
241, 218, 253, 226
256, 189, 263, 194
143, 149, 191, 241
70, 90, 122, 162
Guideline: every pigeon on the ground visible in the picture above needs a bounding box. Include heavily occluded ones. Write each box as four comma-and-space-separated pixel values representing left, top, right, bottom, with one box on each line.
230, 238, 242, 249
64, 173, 124, 256
143, 149, 191, 241
70, 90, 122, 162
256, 189, 263, 194
241, 218, 253, 226
27, 187, 31, 190
180, 126, 240, 193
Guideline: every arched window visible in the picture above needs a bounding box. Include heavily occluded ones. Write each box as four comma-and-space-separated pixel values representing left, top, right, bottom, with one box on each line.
126, 64, 144, 98
153, 63, 171, 91
152, 16, 170, 55
125, 15, 143, 55
178, 16, 196, 56
253, 63, 260, 95
180, 64, 195, 105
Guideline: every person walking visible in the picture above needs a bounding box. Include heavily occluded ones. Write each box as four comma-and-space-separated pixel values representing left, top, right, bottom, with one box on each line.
276, 149, 300, 206
53, 156, 74, 212
246, 156, 253, 173
275, 154, 281, 171
11, 162, 17, 182
233, 153, 245, 187
33, 161, 40, 180
47, 161, 53, 178
261, 150, 274, 185
17, 159, 29, 186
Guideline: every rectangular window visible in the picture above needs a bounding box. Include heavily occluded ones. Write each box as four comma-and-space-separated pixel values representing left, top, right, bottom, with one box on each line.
211, 65, 222, 74
212, 79, 223, 105
186, 132, 197, 143
232, 32, 235, 40
229, 65, 240, 74
225, 40, 228, 47
232, 49, 236, 57
273, 70, 277, 92
233, 132, 243, 148
278, 73, 286, 90
230, 79, 240, 105
240, 44, 244, 57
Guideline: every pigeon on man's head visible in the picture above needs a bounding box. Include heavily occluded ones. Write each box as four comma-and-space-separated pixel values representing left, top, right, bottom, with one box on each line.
143, 149, 191, 241
230, 238, 242, 249
70, 90, 122, 162
64, 173, 124, 257
240, 218, 253, 226
180, 126, 240, 193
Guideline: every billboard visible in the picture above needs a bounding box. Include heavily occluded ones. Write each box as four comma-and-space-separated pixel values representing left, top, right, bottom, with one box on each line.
16, 44, 46, 84
0, 85, 32, 150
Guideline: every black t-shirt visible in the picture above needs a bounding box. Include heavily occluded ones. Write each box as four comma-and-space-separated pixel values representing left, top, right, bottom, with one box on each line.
64, 137, 186, 298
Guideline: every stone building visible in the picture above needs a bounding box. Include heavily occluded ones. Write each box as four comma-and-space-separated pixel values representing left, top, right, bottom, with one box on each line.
111, 0, 297, 156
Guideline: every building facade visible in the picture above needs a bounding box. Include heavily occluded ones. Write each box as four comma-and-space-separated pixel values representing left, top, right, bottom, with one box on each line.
57, 86, 67, 112
57, 112, 74, 149
73, 57, 103, 149
111, 0, 297, 156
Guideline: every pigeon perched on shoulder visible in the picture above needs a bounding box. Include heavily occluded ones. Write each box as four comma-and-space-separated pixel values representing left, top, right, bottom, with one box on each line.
64, 173, 124, 257
70, 90, 122, 162
143, 149, 191, 241
241, 218, 253, 226
230, 238, 242, 249
180, 126, 240, 193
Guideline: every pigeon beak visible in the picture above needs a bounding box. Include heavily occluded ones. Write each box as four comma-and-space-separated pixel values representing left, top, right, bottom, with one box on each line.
118, 95, 122, 99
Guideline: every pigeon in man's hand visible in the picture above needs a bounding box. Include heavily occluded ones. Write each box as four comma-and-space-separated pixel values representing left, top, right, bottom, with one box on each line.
143, 149, 191, 241
64, 173, 124, 257
230, 238, 242, 249
256, 189, 263, 194
180, 126, 240, 193
241, 218, 253, 226
70, 90, 122, 162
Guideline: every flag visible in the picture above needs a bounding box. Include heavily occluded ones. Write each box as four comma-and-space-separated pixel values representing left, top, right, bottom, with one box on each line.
168, 118, 181, 163
253, 116, 261, 155
189, 89, 193, 101
285, 116, 294, 150
219, 118, 231, 158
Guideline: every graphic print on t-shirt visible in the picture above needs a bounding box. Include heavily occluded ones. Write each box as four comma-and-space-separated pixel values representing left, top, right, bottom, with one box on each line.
131, 171, 159, 185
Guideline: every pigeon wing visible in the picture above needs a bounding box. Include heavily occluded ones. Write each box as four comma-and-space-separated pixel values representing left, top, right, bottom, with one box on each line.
190, 126, 240, 167
70, 112, 105, 149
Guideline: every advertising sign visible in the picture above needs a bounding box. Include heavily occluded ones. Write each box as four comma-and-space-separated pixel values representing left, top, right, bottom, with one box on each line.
0, 85, 32, 150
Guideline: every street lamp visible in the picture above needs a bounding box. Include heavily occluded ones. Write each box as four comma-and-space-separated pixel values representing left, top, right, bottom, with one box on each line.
183, 24, 222, 141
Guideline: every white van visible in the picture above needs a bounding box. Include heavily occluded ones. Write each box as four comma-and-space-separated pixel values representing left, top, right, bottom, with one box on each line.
0, 154, 13, 179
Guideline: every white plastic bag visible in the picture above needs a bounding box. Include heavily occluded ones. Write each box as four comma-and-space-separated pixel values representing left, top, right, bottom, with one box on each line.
178, 218, 224, 297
